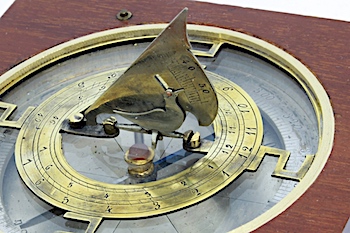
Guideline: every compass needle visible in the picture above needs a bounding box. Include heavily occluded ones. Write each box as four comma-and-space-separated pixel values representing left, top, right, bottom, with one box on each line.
0, 5, 335, 233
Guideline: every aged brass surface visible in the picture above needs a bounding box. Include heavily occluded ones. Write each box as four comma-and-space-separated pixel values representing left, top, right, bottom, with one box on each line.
124, 143, 155, 178
85, 8, 218, 134
15, 70, 264, 217
0, 9, 334, 233
116, 9, 132, 21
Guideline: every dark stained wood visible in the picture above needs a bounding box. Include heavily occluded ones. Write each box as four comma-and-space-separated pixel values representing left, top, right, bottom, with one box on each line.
1, 0, 349, 232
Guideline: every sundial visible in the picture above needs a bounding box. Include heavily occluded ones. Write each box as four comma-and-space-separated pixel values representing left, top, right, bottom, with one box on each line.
0, 1, 349, 232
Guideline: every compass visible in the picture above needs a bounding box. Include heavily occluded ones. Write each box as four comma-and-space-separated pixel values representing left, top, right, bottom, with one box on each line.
0, 1, 348, 233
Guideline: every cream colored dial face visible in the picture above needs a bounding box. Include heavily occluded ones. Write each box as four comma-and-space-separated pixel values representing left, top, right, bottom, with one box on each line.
0, 24, 333, 233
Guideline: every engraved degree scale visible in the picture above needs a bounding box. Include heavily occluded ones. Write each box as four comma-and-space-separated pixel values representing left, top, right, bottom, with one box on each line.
0, 1, 349, 233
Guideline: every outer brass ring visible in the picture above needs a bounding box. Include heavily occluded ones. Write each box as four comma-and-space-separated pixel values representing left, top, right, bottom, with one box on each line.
0, 24, 334, 232
15, 70, 263, 218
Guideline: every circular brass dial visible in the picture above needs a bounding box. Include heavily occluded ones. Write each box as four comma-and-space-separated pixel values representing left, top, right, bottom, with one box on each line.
0, 24, 334, 233
16, 70, 262, 218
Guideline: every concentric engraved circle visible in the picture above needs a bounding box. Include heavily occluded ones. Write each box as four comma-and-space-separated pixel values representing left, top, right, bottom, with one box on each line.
15, 70, 263, 218
0, 23, 333, 232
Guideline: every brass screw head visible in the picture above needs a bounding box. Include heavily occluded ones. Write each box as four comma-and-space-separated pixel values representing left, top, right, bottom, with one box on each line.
68, 112, 86, 129
117, 9, 132, 21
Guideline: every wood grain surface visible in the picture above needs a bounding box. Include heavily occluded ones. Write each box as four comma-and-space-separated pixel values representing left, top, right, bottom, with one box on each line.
0, 0, 349, 232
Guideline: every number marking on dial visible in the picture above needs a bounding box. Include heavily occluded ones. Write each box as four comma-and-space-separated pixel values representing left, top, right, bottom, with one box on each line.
15, 69, 265, 218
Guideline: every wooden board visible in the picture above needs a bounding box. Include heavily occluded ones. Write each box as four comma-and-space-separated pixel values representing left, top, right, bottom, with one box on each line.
0, 0, 349, 232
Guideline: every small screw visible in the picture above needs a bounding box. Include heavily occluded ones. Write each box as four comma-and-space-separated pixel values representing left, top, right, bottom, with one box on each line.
102, 116, 119, 135
117, 9, 132, 21
69, 113, 86, 129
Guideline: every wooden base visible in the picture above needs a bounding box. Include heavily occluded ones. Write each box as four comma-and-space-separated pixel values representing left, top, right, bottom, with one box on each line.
1, 0, 349, 232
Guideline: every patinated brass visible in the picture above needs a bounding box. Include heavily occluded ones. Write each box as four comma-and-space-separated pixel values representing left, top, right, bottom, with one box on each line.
0, 102, 35, 129
84, 8, 218, 133
124, 144, 155, 177
183, 130, 201, 149
102, 116, 119, 135
15, 70, 265, 218
0, 8, 334, 233
68, 112, 86, 129
116, 9, 132, 21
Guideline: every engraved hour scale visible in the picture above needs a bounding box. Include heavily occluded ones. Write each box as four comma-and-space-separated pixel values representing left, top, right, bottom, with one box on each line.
0, 8, 334, 233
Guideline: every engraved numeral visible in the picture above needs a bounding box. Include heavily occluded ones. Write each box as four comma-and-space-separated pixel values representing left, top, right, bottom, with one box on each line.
221, 150, 229, 154
242, 146, 252, 151
153, 201, 160, 210
106, 206, 112, 213
222, 170, 230, 177
78, 82, 85, 88
45, 164, 53, 170
238, 103, 250, 113
145, 191, 152, 197
228, 126, 235, 134
39, 146, 48, 152
191, 188, 201, 196
35, 178, 45, 186
62, 197, 69, 204
222, 87, 234, 91
246, 127, 256, 135
23, 159, 32, 166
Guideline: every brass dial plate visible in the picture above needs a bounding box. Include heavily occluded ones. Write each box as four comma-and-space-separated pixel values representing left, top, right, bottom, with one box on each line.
0, 24, 334, 232
16, 70, 262, 217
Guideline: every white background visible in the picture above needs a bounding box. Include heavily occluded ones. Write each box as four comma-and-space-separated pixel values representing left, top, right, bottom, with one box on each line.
0, 0, 15, 18
1, 0, 350, 21
196, 0, 350, 21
